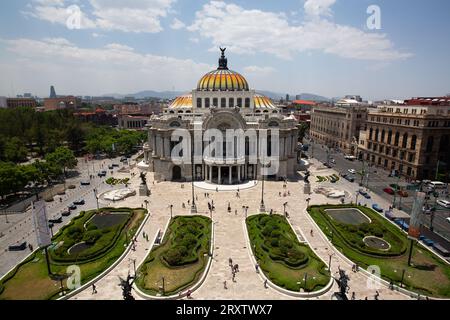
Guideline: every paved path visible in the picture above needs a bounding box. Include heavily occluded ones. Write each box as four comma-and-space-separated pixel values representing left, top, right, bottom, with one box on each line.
69, 159, 410, 300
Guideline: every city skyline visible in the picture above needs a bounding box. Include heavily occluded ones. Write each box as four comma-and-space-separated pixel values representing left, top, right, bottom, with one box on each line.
0, 0, 449, 100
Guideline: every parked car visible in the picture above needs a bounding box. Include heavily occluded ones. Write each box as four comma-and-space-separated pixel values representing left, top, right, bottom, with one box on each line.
68, 204, 77, 210
358, 189, 371, 199
446, 217, 450, 224
348, 169, 356, 174
61, 210, 71, 217
48, 216, 63, 224
383, 187, 395, 195
344, 175, 355, 182
372, 204, 383, 213
330, 159, 336, 164
80, 180, 90, 186
73, 199, 85, 205
437, 199, 450, 209
112, 163, 120, 168
98, 171, 106, 177
108, 165, 114, 170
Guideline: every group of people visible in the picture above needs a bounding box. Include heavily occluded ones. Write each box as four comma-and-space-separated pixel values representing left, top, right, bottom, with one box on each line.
278, 191, 291, 197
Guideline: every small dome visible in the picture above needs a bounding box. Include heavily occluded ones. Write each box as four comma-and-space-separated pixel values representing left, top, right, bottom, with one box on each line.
197, 48, 249, 91
169, 95, 192, 109
197, 69, 249, 91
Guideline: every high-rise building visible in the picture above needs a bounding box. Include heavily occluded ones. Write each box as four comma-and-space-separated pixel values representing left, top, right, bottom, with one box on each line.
358, 97, 450, 180
286, 94, 290, 102
50, 86, 57, 98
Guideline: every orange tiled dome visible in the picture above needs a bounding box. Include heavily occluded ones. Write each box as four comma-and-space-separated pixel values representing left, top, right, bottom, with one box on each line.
197, 69, 249, 91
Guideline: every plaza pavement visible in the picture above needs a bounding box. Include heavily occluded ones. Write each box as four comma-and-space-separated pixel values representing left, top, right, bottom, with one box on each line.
70, 158, 411, 300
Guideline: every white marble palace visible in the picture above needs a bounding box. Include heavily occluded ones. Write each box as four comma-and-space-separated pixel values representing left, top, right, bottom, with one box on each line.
141, 49, 300, 184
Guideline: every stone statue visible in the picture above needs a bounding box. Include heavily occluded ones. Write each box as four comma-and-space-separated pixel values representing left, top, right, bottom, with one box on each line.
220, 47, 226, 56
118, 274, 135, 300
140, 172, 147, 185
333, 267, 350, 300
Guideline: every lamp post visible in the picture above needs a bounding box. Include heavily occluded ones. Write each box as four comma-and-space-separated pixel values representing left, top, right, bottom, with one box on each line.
283, 202, 288, 216
328, 253, 334, 271
259, 160, 266, 213
243, 206, 249, 219
400, 269, 406, 288
93, 188, 99, 210
190, 142, 197, 214
169, 204, 173, 219
144, 200, 149, 211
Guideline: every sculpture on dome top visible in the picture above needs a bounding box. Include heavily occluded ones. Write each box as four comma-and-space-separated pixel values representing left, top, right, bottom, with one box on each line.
218, 47, 228, 70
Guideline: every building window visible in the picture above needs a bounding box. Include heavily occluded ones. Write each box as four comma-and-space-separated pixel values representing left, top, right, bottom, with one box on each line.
221, 98, 226, 108
369, 128, 373, 140
381, 130, 385, 143
384, 159, 388, 167
205, 98, 210, 108
408, 153, 414, 162
393, 149, 398, 157
197, 98, 202, 108
387, 130, 392, 144
213, 98, 218, 107
229, 98, 235, 107
410, 135, 417, 150
394, 132, 400, 146
375, 129, 379, 142
237, 98, 242, 107
245, 98, 251, 108
407, 167, 412, 176
402, 133, 408, 148
426, 136, 434, 152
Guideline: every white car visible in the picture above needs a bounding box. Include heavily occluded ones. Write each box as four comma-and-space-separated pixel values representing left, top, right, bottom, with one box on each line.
348, 169, 356, 174
437, 199, 450, 209
446, 217, 450, 224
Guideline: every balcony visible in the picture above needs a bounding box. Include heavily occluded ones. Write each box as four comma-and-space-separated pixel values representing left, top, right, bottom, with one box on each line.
203, 155, 246, 165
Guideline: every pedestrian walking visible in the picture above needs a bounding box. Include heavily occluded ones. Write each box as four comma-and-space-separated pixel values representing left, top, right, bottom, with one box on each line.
264, 279, 268, 288
92, 283, 97, 294
351, 292, 355, 300
255, 263, 259, 273
234, 264, 239, 272
216, 187, 218, 192
223, 280, 227, 289
375, 291, 380, 300
310, 229, 314, 237
232, 272, 236, 282
187, 289, 192, 299
279, 192, 281, 197
235, 209, 237, 215
229, 257, 233, 267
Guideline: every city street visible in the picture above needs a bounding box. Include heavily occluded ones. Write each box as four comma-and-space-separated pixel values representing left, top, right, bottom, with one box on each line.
305, 139, 450, 241
0, 153, 142, 278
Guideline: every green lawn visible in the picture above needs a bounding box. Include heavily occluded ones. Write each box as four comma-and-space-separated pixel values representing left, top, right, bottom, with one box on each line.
246, 214, 330, 292
135, 216, 211, 296
308, 204, 450, 298
0, 208, 146, 300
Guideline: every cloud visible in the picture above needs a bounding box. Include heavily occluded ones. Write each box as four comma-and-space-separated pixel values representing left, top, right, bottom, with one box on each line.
0, 37, 214, 95
188, 1, 412, 61
304, 0, 336, 17
24, 0, 175, 33
244, 66, 275, 74
170, 18, 185, 30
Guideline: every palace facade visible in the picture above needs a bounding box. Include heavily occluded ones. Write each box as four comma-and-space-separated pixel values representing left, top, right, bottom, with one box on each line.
140, 50, 300, 184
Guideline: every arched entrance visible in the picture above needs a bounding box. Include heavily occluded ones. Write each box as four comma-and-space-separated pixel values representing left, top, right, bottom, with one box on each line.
172, 166, 182, 181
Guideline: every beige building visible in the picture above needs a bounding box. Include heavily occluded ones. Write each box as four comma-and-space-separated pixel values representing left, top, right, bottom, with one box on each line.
358, 97, 450, 180
310, 104, 367, 155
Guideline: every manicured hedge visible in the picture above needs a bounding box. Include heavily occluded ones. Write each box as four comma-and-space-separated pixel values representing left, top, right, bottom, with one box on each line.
247, 214, 330, 292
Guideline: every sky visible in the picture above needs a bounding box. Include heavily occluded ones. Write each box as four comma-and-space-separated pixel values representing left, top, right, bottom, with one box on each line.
0, 0, 449, 100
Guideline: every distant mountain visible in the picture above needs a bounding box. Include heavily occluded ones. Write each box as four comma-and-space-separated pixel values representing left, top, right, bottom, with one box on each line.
103, 90, 330, 102
102, 90, 186, 100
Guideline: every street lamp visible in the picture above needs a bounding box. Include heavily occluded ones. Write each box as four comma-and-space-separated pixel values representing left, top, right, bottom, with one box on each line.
93, 188, 99, 210
243, 206, 249, 219
190, 143, 197, 214
328, 253, 335, 271
169, 204, 173, 219
260, 160, 266, 213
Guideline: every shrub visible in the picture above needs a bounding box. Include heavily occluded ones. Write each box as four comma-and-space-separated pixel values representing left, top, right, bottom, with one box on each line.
270, 239, 279, 247
83, 230, 102, 244
86, 224, 98, 231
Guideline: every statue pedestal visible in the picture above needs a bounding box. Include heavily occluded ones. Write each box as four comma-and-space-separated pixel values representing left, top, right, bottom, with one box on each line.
303, 183, 311, 195
139, 184, 150, 196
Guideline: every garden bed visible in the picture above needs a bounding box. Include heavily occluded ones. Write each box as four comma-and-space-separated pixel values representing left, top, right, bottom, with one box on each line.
135, 216, 211, 296
308, 204, 450, 298
0, 207, 147, 300
246, 214, 330, 292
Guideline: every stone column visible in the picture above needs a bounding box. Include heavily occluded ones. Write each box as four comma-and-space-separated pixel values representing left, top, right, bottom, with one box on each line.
229, 166, 232, 185
209, 165, 212, 182
164, 136, 170, 158
238, 165, 241, 182
218, 167, 221, 185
